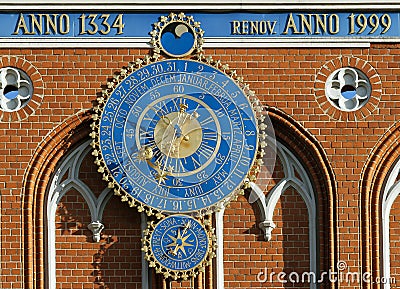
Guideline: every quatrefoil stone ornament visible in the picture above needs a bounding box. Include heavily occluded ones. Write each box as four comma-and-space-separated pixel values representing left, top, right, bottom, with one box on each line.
325, 67, 371, 112
0, 67, 34, 112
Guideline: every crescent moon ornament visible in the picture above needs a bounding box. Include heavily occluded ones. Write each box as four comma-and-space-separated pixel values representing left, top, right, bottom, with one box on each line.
150, 12, 204, 58
175, 24, 189, 37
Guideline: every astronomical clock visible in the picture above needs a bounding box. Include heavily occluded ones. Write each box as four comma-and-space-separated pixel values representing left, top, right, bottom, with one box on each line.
91, 12, 266, 280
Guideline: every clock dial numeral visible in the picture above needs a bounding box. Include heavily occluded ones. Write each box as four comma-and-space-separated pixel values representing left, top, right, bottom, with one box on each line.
174, 158, 187, 174
199, 115, 214, 127
125, 128, 135, 138
214, 107, 225, 118
196, 170, 208, 181
143, 115, 158, 126
190, 155, 202, 169
157, 198, 167, 209
170, 97, 186, 113
139, 128, 153, 139
179, 157, 188, 173
153, 150, 165, 166
203, 130, 218, 142
221, 79, 229, 88
197, 142, 214, 159
152, 100, 169, 116
172, 177, 183, 186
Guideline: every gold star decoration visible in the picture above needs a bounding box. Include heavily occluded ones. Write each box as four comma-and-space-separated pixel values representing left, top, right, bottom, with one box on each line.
166, 228, 194, 257
155, 171, 168, 184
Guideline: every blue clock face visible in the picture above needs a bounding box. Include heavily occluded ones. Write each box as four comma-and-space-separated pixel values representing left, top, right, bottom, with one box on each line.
149, 215, 209, 272
99, 59, 258, 214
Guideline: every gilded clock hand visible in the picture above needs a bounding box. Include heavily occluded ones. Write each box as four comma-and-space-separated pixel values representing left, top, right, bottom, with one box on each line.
149, 106, 171, 125
155, 121, 180, 183
158, 103, 188, 184
174, 103, 192, 147
169, 103, 200, 162
168, 221, 193, 256
182, 104, 201, 142
181, 220, 192, 236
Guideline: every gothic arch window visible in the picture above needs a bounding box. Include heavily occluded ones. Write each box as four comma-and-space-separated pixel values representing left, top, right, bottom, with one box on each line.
382, 156, 400, 289
215, 138, 318, 289
45, 140, 150, 288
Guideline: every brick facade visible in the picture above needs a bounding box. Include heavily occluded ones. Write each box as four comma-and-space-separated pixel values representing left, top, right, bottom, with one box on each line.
0, 16, 400, 288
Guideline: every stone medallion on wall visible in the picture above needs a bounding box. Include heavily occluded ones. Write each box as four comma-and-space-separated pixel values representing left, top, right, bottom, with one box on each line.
0, 56, 44, 122
314, 56, 381, 121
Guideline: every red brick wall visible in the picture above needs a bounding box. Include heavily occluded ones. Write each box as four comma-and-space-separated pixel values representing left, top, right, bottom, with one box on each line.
223, 189, 310, 289
0, 44, 398, 288
55, 147, 142, 288
223, 151, 313, 289
55, 192, 142, 289
98, 197, 142, 288
56, 189, 95, 287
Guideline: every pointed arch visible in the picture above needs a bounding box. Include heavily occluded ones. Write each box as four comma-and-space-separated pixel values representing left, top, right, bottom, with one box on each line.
250, 139, 318, 289
21, 110, 92, 289
45, 140, 114, 288
266, 106, 337, 281
215, 106, 337, 289
381, 158, 400, 289
360, 121, 400, 289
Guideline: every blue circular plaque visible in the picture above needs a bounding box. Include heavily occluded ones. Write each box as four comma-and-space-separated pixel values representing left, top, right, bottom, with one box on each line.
144, 214, 210, 278
150, 12, 204, 58
95, 59, 259, 215
160, 22, 196, 57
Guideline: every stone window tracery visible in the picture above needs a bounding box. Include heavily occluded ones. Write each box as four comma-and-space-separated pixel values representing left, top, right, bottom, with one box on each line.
0, 67, 33, 112
215, 139, 318, 289
325, 67, 371, 112
314, 56, 381, 121
45, 140, 150, 288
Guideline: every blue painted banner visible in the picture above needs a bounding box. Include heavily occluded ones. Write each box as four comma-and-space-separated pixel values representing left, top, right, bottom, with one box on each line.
4, 12, 400, 38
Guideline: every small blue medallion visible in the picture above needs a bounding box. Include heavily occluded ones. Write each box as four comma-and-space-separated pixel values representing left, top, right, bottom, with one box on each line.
149, 215, 209, 273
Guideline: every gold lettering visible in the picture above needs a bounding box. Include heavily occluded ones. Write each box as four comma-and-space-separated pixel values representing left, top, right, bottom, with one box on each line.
231, 19, 277, 36
259, 21, 267, 34
284, 13, 337, 35
241, 20, 249, 34
13, 14, 32, 35
45, 14, 58, 34
13, 13, 70, 35
314, 14, 328, 34
283, 13, 300, 34
30, 14, 43, 34
231, 20, 241, 35
299, 14, 312, 34
267, 21, 277, 34
250, 21, 258, 35
59, 14, 70, 35
329, 14, 339, 34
